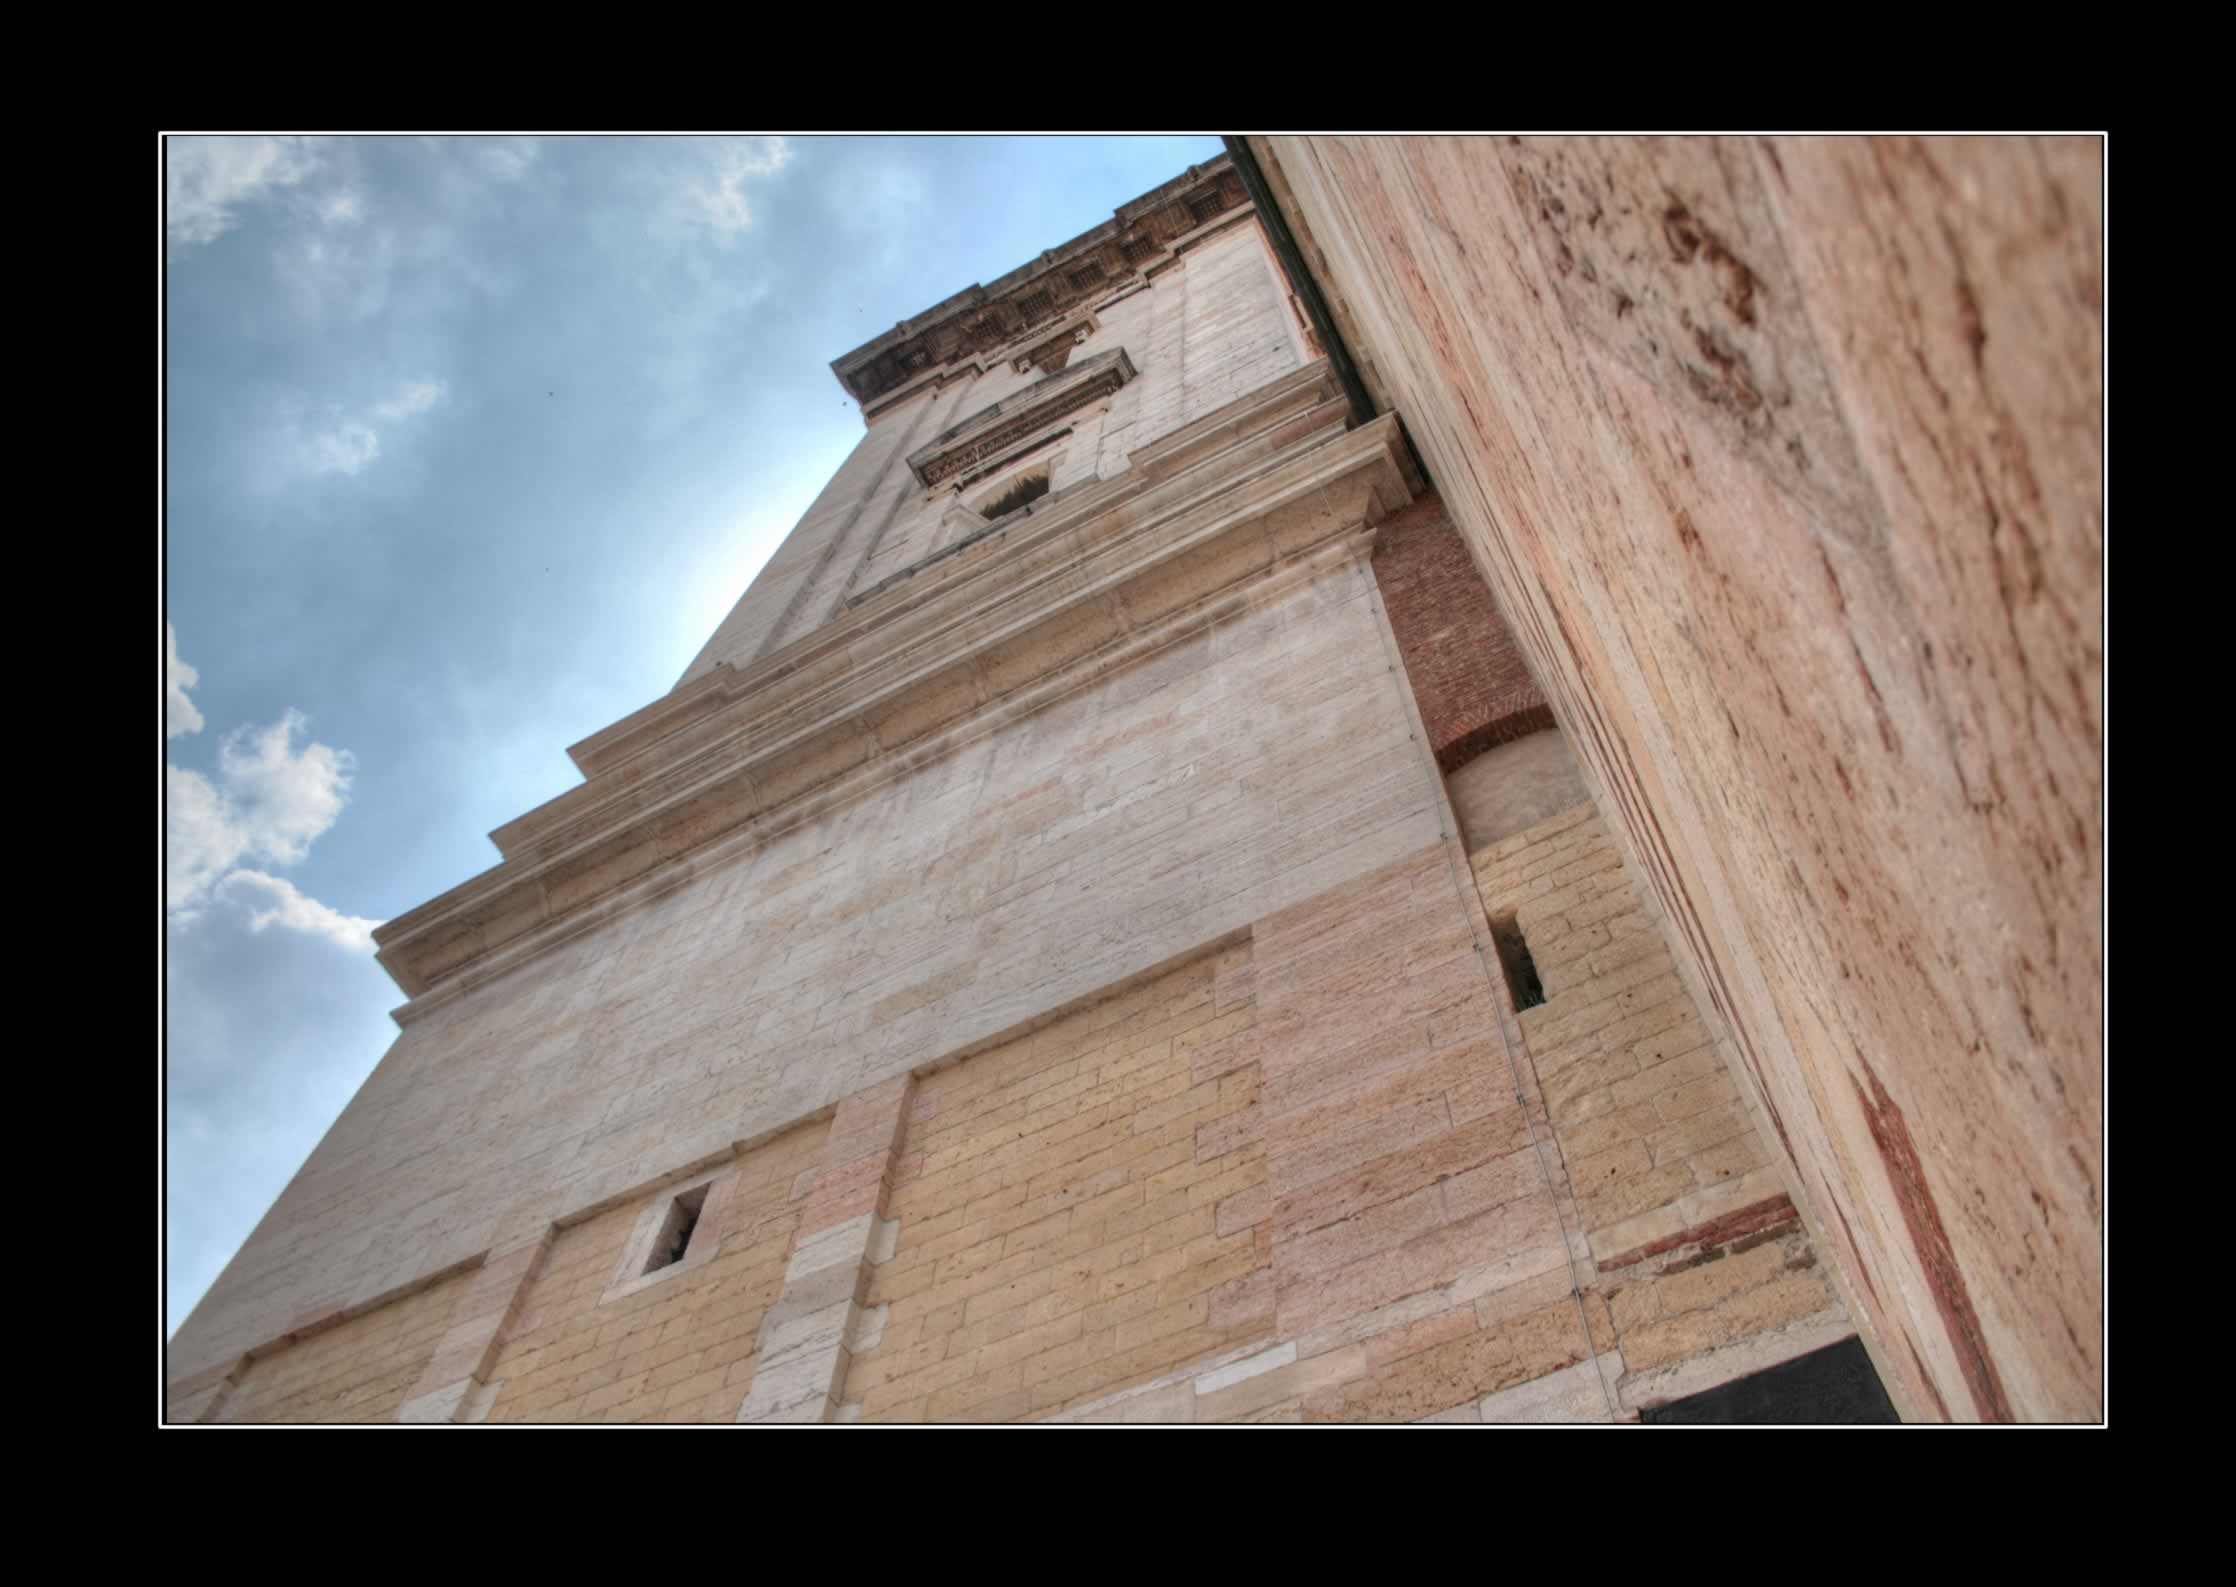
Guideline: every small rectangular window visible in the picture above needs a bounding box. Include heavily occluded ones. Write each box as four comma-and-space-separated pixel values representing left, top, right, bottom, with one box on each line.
643, 1185, 710, 1275
1490, 914, 1546, 1012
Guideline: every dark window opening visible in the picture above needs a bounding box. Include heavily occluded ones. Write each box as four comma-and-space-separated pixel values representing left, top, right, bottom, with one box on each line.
644, 1185, 711, 1275
981, 473, 1050, 520
1490, 914, 1546, 1012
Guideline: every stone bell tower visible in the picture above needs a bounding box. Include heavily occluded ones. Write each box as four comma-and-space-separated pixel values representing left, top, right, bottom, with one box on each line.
169, 141, 2095, 1425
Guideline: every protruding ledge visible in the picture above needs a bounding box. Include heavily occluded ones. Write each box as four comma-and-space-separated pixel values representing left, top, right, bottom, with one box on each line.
832, 158, 1248, 410
375, 363, 1414, 1012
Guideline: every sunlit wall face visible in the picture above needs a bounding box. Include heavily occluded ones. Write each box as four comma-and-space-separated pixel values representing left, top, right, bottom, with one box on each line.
163, 135, 1225, 1337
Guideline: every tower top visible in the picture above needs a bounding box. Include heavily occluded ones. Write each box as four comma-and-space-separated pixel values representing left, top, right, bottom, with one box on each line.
829, 156, 1249, 417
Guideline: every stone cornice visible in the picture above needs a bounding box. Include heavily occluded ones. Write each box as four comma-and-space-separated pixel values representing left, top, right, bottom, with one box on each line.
373, 361, 1416, 1013
832, 158, 1252, 410
906, 348, 1136, 487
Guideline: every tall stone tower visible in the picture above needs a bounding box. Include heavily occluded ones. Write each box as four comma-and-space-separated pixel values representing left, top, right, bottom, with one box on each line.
166, 141, 2101, 1425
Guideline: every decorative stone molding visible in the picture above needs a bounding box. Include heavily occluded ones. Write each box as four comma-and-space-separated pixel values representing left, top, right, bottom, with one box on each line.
374, 361, 1418, 1011
832, 159, 1250, 412
1008, 308, 1099, 376
905, 349, 1133, 487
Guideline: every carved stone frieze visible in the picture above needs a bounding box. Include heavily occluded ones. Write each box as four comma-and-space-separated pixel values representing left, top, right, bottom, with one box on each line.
831, 157, 1252, 410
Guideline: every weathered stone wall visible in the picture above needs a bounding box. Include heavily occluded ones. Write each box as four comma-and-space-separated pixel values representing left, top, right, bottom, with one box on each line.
1468, 804, 1849, 1415
206, 1268, 469, 1424
474, 1119, 827, 1422
845, 947, 1269, 1420
170, 553, 1444, 1386
182, 796, 1866, 1422
854, 843, 1628, 1424
681, 219, 1304, 681
1371, 493, 1551, 770
1254, 135, 2102, 1420
1444, 730, 1590, 854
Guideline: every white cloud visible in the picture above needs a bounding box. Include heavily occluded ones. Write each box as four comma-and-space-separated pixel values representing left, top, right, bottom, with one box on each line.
166, 622, 205, 739
289, 418, 382, 478
319, 189, 366, 226
212, 711, 355, 865
683, 138, 793, 239
165, 707, 377, 952
165, 761, 240, 916
370, 378, 446, 423
219, 869, 382, 953
168, 137, 324, 246
165, 711, 352, 914
278, 377, 447, 484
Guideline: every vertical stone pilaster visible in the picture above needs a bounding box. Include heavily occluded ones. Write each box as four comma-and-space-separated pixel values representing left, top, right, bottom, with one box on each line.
736, 1074, 914, 1424
397, 1228, 554, 1424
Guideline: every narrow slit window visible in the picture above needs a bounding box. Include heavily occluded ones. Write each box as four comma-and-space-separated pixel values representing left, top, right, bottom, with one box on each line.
1490, 914, 1546, 1012
644, 1184, 710, 1275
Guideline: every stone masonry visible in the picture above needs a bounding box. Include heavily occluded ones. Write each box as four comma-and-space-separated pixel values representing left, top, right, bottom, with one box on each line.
164, 143, 2078, 1424
1464, 803, 1846, 1415
1251, 136, 2101, 1420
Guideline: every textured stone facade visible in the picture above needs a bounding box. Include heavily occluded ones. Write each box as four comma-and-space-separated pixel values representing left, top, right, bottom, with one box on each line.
167, 142, 2094, 1424
684, 213, 1311, 683
1465, 803, 1845, 1414
1251, 135, 2101, 1421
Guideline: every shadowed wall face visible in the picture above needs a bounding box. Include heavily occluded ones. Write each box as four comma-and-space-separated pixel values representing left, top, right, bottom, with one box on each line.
1254, 135, 2101, 1421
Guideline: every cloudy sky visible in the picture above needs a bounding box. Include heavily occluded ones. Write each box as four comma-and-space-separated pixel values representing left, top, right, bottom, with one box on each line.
164, 133, 1226, 1334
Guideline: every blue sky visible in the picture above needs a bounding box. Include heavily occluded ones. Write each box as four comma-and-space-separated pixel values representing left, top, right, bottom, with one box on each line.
163, 134, 1227, 1334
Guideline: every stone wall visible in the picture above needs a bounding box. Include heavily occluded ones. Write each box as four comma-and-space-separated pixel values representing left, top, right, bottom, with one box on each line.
858, 843, 1629, 1424
1444, 730, 1590, 853
681, 219, 1305, 681
1254, 135, 2101, 1421
1467, 804, 1849, 1415
845, 947, 1269, 1420
205, 1268, 468, 1424
181, 804, 1868, 1422
475, 1120, 827, 1422
170, 552, 1445, 1385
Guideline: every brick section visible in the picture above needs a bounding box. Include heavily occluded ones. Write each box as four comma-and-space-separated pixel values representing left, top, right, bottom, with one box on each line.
843, 946, 1271, 1422
1467, 804, 1847, 1405
212, 1270, 471, 1424
474, 1120, 828, 1423
1370, 492, 1550, 773
1601, 1194, 1799, 1273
